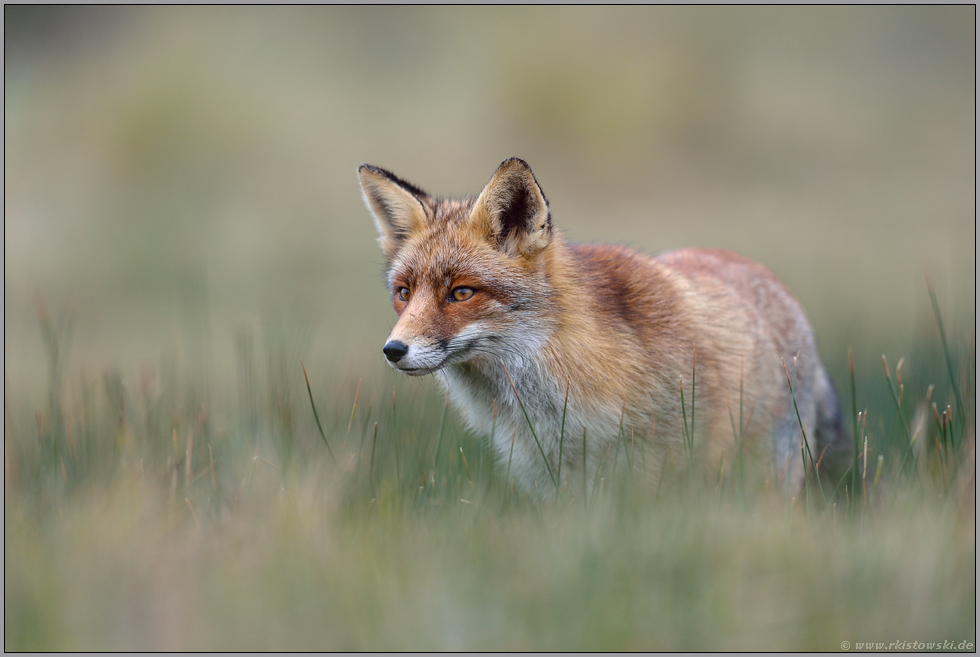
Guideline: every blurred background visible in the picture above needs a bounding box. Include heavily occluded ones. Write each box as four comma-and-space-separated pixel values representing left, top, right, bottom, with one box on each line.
5, 5, 975, 402
5, 8, 976, 651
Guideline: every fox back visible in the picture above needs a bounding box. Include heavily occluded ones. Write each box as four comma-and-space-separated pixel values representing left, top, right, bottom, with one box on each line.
359, 158, 850, 496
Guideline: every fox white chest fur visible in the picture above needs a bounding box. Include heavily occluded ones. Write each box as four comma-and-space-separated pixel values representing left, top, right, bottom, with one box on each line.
359, 158, 851, 496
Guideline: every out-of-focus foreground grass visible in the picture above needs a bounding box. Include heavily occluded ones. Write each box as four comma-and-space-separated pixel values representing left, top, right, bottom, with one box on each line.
4, 6, 975, 651
4, 324, 976, 650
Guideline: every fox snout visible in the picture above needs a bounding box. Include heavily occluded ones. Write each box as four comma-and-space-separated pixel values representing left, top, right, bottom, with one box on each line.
382, 340, 409, 363
380, 332, 450, 376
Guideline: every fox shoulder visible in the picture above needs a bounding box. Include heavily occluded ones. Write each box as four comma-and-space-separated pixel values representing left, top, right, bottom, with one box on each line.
552, 242, 686, 340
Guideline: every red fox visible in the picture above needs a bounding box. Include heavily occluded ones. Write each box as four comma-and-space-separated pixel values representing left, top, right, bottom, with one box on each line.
359, 158, 851, 496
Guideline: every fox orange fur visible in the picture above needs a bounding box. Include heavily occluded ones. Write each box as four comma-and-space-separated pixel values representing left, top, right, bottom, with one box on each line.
359, 158, 850, 496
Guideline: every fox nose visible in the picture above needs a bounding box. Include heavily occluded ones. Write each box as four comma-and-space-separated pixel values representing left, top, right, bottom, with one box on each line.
383, 340, 409, 363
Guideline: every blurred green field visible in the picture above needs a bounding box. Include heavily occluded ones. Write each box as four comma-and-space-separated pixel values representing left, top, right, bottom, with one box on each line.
4, 345, 976, 650
4, 6, 976, 651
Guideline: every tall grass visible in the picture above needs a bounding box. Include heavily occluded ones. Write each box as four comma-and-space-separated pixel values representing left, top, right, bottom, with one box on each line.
4, 289, 975, 650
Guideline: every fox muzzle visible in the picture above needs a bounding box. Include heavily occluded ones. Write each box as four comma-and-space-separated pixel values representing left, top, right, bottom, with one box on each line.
382, 340, 409, 363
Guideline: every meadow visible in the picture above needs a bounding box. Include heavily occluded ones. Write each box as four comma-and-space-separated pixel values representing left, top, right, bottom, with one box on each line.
5, 284, 975, 650
5, 6, 975, 651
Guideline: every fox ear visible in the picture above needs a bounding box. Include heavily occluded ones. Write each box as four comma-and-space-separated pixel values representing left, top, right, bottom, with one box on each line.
470, 158, 552, 256
358, 164, 431, 258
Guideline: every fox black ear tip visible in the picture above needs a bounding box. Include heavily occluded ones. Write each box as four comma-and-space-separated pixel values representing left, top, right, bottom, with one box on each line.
499, 157, 531, 170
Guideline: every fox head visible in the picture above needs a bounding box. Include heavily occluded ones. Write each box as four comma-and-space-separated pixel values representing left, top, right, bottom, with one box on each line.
359, 158, 558, 376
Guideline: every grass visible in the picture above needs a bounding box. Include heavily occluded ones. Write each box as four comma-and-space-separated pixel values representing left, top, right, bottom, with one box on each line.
4, 292, 976, 651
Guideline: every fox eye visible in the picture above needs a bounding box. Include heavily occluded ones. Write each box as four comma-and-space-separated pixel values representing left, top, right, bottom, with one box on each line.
451, 287, 475, 302
397, 287, 411, 302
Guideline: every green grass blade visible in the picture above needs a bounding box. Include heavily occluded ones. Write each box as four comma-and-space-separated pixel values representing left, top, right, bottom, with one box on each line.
782, 358, 827, 510
300, 361, 338, 467
369, 421, 378, 497
848, 350, 859, 509
582, 428, 587, 506
927, 279, 965, 445
558, 380, 569, 486
500, 359, 560, 496
505, 430, 516, 494
881, 355, 918, 480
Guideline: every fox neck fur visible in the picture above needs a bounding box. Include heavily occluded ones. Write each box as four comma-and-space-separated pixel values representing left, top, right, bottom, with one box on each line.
436, 235, 696, 492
